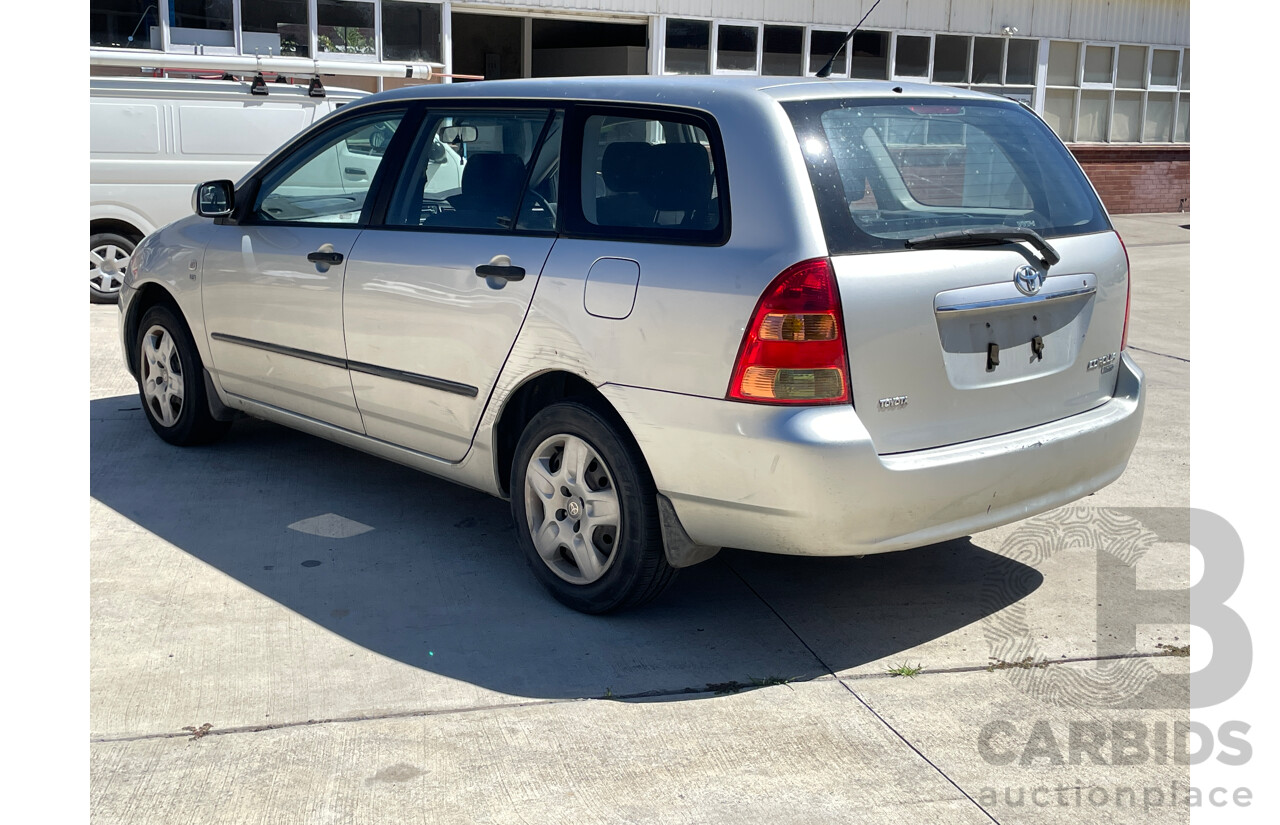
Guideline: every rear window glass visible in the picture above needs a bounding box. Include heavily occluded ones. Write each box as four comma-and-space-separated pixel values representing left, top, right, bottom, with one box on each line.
783, 98, 1109, 255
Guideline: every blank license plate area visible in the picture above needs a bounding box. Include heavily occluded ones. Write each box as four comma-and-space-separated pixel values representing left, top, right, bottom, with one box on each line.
936, 296, 1094, 389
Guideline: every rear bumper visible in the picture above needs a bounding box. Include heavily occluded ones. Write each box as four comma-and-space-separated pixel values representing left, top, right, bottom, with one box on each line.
601, 352, 1144, 556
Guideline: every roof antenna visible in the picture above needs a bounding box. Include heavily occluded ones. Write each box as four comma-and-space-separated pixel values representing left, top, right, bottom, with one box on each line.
816, 0, 886, 78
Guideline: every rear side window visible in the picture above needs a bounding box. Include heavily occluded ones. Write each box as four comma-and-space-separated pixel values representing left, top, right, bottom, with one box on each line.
569, 110, 726, 244
783, 98, 1110, 255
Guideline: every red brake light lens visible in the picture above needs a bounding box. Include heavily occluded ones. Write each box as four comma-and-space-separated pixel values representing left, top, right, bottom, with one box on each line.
1117, 231, 1131, 351
728, 259, 851, 405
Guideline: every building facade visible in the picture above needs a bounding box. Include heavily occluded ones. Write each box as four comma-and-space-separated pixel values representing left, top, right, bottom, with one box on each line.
90, 1, 1190, 213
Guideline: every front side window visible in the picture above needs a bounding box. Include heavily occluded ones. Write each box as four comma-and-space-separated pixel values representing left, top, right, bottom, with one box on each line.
252, 111, 405, 224
785, 99, 1110, 255
385, 109, 557, 232
577, 113, 723, 241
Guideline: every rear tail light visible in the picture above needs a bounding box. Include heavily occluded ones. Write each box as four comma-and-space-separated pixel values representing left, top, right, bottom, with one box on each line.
1117, 231, 1131, 351
728, 258, 851, 404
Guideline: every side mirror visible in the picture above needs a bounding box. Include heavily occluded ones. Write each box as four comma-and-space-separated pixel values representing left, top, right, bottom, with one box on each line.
193, 180, 235, 218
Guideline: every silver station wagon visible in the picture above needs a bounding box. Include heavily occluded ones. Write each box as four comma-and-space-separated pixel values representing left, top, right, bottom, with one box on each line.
119, 76, 1144, 613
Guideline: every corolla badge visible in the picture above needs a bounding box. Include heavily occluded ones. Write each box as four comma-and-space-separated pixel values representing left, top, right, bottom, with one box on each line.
1013, 265, 1045, 296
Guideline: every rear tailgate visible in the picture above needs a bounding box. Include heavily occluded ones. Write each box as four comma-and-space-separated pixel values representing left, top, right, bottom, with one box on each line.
783, 94, 1125, 454
833, 233, 1126, 453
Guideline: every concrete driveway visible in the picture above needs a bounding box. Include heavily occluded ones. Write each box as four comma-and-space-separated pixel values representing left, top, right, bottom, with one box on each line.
90, 214, 1191, 824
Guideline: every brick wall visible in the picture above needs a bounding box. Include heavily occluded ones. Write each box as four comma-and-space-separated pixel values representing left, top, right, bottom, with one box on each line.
1069, 145, 1190, 215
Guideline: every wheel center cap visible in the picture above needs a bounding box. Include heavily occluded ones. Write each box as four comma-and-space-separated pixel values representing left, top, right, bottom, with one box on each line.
567, 500, 582, 519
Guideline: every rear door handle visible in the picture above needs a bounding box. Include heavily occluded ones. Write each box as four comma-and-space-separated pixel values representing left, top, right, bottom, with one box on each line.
308, 251, 345, 265
475, 264, 525, 281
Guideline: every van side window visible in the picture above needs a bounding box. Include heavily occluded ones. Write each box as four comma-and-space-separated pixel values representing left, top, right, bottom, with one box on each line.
580, 114, 720, 234
383, 109, 557, 232
251, 112, 404, 224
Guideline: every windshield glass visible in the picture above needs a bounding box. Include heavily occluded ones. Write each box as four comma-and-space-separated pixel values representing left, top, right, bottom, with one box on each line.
783, 97, 1110, 255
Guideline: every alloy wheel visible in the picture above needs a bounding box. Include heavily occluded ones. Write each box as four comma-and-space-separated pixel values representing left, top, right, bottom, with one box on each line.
523, 433, 621, 585
140, 324, 185, 428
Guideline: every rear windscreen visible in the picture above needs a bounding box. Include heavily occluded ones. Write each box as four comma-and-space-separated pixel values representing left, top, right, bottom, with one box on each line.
782, 98, 1110, 255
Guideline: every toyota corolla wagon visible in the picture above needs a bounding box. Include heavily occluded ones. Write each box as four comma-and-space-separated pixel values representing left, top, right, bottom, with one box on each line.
119, 76, 1144, 613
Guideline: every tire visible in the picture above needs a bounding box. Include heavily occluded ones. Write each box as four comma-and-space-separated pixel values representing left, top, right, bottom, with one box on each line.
511, 401, 676, 613
135, 304, 231, 446
90, 232, 136, 304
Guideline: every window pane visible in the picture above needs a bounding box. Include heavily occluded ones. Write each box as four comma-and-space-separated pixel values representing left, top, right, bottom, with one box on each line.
387, 110, 552, 230
717, 24, 758, 71
1112, 91, 1142, 142
170, 0, 233, 46
1175, 94, 1189, 142
91, 1, 161, 49
1181, 50, 1190, 89
1083, 45, 1113, 83
383, 1, 442, 63
933, 35, 969, 83
1116, 46, 1145, 89
1151, 49, 1179, 86
174, 0, 231, 31
1006, 39, 1037, 85
1077, 91, 1109, 142
665, 19, 710, 74
1044, 89, 1076, 141
581, 115, 720, 233
809, 30, 848, 75
849, 31, 889, 79
895, 35, 930, 77
318, 0, 375, 55
518, 113, 563, 231
1048, 41, 1079, 86
242, 0, 310, 57
788, 99, 1111, 252
1144, 92, 1175, 142
972, 37, 1002, 84
256, 113, 404, 223
761, 25, 803, 76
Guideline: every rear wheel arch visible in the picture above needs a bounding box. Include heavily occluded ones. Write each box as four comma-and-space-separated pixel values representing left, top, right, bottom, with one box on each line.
493, 371, 642, 497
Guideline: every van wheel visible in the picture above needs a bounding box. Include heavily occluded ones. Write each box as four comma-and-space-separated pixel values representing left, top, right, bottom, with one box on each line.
511, 401, 676, 613
135, 305, 231, 446
90, 232, 135, 303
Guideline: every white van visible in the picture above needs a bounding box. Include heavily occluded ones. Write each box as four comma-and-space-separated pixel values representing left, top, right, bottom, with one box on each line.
90, 76, 368, 302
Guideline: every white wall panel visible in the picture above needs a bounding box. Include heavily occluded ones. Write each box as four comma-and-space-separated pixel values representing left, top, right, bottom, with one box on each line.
986, 0, 1030, 35
455, 0, 1189, 45
904, 0, 953, 32
948, 0, 992, 33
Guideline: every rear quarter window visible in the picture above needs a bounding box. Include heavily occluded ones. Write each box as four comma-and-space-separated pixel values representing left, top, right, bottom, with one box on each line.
783, 98, 1110, 255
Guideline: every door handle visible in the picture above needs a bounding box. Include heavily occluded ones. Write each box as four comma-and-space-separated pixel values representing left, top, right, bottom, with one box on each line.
475, 264, 525, 281
307, 250, 345, 265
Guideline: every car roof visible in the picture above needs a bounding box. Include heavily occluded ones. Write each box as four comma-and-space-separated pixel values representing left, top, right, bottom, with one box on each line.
364, 75, 1010, 111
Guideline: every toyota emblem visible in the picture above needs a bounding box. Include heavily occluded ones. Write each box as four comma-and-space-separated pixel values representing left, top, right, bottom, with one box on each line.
1014, 265, 1045, 296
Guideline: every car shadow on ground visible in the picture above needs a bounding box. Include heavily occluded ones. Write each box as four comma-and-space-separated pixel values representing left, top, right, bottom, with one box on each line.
90, 395, 1042, 702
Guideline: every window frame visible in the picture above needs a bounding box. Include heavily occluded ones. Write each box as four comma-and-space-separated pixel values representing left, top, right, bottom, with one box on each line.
372, 103, 563, 237
561, 103, 732, 247
712, 20, 763, 75
229, 101, 420, 228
